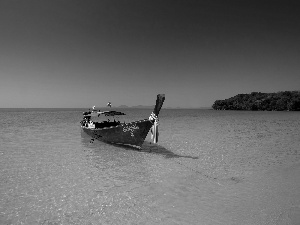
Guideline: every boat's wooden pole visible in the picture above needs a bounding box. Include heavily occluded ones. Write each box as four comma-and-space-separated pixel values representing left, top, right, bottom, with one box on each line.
151, 94, 165, 144
153, 94, 165, 116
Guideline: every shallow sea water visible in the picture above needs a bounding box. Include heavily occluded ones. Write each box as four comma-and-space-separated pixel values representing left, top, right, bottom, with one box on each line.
0, 108, 300, 225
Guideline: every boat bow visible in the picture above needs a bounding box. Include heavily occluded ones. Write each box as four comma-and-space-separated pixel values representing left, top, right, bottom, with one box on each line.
149, 94, 165, 143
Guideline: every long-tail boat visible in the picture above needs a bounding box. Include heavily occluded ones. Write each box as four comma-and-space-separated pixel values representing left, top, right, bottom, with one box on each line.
80, 94, 165, 148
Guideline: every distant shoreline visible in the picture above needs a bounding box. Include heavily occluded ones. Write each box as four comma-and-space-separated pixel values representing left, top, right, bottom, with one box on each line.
212, 91, 300, 111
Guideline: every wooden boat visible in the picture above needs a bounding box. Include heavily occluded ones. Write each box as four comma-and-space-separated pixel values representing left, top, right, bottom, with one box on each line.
80, 94, 165, 148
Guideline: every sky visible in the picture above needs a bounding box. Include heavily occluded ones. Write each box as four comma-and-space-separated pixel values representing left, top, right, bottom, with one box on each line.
0, 0, 299, 108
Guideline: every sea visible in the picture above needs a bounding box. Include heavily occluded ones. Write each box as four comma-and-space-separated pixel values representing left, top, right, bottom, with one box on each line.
1, 108, 300, 225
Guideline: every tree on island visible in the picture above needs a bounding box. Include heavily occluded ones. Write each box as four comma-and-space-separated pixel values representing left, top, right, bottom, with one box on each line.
212, 91, 300, 111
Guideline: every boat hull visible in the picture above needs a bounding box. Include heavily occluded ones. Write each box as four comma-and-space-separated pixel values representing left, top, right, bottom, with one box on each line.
81, 119, 153, 147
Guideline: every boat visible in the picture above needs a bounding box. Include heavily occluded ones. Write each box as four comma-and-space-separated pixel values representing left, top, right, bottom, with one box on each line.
80, 94, 165, 148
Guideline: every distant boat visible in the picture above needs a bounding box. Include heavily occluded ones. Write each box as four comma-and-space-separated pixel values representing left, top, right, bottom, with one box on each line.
80, 94, 165, 148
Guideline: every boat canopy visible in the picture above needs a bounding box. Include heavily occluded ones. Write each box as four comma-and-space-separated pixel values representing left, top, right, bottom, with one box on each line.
101, 111, 126, 116
83, 110, 126, 117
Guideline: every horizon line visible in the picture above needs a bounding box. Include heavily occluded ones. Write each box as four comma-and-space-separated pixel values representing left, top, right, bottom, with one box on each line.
0, 106, 212, 109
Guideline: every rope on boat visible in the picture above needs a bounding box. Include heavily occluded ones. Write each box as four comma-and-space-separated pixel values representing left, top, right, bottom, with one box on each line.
149, 112, 159, 125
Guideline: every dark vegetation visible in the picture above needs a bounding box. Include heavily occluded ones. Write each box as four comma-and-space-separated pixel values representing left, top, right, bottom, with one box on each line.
212, 91, 300, 111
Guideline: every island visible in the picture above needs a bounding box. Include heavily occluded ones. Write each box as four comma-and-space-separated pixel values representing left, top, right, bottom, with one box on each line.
212, 91, 300, 111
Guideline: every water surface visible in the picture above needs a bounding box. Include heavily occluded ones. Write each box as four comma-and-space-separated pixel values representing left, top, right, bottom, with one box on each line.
1, 109, 300, 224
